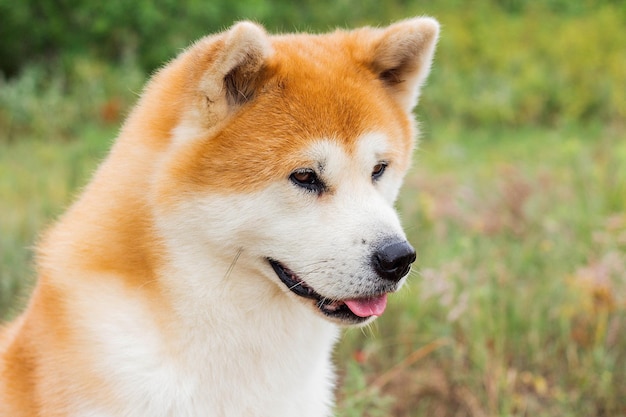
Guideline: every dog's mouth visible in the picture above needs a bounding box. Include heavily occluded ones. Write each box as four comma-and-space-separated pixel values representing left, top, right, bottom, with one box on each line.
267, 258, 388, 325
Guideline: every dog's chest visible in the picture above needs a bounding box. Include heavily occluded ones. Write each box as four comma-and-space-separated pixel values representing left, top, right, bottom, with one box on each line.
75, 297, 339, 417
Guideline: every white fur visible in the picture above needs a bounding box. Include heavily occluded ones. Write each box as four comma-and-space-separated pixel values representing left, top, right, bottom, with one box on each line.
82, 133, 405, 416
69, 273, 337, 416
62, 133, 407, 417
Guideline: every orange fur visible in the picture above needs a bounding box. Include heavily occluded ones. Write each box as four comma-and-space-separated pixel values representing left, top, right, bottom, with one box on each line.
0, 18, 439, 416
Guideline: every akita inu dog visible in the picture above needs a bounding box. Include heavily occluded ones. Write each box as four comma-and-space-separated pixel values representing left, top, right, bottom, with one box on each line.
0, 18, 439, 417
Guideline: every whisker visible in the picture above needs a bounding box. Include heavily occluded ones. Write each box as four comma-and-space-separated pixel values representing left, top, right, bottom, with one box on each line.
223, 247, 244, 281
288, 281, 305, 291
297, 259, 333, 271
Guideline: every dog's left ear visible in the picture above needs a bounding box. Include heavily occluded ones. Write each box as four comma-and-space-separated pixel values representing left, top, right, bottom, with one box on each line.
359, 17, 440, 112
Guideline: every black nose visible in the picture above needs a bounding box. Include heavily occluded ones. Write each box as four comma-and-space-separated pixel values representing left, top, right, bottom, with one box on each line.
372, 240, 416, 282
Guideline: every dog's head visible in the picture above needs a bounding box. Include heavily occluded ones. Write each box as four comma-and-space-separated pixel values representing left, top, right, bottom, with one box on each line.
136, 19, 439, 325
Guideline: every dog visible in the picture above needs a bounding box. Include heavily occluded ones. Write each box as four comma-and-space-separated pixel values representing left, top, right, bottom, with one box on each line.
0, 17, 438, 416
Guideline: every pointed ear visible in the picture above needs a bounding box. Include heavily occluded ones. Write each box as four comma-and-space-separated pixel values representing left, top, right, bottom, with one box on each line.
197, 21, 273, 110
366, 17, 439, 112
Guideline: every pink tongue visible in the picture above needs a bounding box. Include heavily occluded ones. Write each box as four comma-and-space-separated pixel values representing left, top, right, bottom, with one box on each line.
344, 294, 388, 318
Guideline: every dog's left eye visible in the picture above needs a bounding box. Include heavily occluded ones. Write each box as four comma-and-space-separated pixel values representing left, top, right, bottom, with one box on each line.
371, 162, 387, 181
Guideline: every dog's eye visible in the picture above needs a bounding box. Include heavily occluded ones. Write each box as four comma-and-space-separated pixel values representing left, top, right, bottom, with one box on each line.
371, 162, 388, 181
290, 169, 325, 193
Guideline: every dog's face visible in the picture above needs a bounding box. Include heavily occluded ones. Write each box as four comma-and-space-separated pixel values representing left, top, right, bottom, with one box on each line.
257, 134, 416, 325
146, 19, 439, 325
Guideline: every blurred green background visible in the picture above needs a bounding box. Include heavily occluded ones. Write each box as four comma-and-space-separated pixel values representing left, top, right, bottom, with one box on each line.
1, 1, 625, 416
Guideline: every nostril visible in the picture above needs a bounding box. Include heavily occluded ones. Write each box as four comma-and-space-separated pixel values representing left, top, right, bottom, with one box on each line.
372, 240, 416, 282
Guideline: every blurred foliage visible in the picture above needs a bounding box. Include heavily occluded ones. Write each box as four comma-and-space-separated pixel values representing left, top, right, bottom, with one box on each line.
426, 3, 626, 127
0, 0, 625, 133
0, 58, 144, 142
1, 1, 626, 415
338, 124, 626, 416
0, 0, 408, 75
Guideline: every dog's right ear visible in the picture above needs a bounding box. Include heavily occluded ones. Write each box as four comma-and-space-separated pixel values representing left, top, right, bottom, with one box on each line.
191, 21, 273, 120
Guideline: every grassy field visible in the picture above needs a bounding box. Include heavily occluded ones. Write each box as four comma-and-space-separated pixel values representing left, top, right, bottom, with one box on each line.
1, 2, 626, 415
339, 123, 626, 416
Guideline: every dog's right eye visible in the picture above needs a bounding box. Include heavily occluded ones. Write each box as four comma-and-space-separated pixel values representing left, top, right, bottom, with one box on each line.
290, 169, 325, 193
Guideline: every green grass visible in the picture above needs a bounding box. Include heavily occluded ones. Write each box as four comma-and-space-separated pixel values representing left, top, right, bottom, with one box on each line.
2, 120, 624, 416
0, 125, 114, 318
1, 3, 625, 413
337, 123, 626, 416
